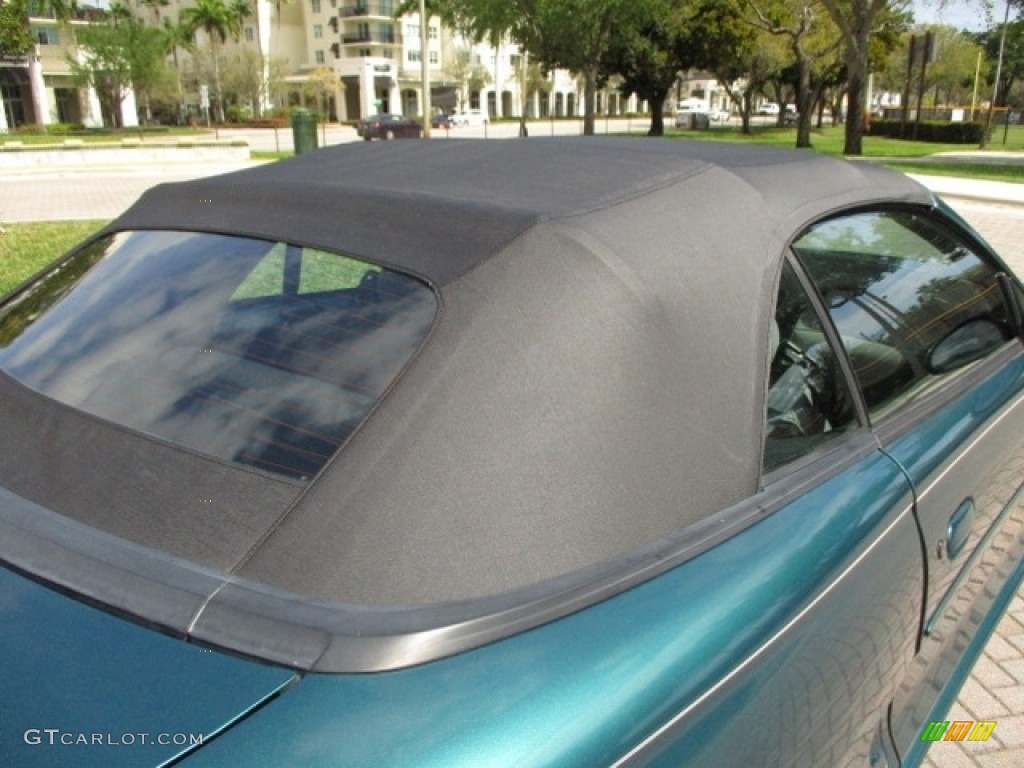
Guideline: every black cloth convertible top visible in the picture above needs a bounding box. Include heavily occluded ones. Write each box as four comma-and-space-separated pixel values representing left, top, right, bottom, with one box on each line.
108, 137, 926, 286
0, 139, 934, 671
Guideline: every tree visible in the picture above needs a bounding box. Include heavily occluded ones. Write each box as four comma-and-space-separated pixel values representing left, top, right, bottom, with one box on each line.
908, 26, 986, 107
70, 21, 159, 127
0, 0, 35, 60
435, 0, 642, 136
160, 16, 192, 123
601, 0, 689, 136
818, 0, 911, 155
302, 65, 338, 119
685, 0, 774, 133
180, 0, 250, 122
975, 14, 1024, 109
747, 0, 842, 148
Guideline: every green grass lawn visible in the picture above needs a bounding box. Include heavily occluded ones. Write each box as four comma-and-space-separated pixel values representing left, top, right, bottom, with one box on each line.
0, 220, 107, 296
672, 123, 1024, 157
878, 161, 1024, 182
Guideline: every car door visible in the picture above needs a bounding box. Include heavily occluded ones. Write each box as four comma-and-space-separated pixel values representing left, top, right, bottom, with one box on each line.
624, 260, 925, 767
791, 206, 1024, 763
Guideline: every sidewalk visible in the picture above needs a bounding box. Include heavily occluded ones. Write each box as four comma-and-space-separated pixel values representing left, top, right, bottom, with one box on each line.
908, 174, 1024, 207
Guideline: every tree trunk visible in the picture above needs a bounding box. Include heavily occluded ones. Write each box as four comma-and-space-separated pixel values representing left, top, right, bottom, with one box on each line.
844, 59, 866, 155
647, 90, 668, 136
582, 68, 596, 136
212, 41, 225, 124
795, 57, 812, 148
842, 28, 871, 156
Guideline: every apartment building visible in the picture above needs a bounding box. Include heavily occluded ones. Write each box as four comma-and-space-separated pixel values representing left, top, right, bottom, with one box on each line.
1, 4, 138, 131
1, 0, 641, 130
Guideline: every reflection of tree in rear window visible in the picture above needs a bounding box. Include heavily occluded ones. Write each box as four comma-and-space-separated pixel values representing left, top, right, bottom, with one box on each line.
0, 231, 436, 481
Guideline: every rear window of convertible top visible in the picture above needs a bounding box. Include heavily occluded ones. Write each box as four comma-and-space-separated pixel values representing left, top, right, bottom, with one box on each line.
0, 231, 437, 481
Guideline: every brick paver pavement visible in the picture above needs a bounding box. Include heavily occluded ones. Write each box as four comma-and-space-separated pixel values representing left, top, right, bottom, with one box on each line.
919, 200, 1024, 768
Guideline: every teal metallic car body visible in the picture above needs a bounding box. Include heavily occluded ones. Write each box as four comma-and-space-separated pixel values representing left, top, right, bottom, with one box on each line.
2, 140, 1024, 767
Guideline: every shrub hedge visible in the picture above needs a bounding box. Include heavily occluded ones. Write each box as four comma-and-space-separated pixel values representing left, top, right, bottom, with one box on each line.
868, 119, 985, 144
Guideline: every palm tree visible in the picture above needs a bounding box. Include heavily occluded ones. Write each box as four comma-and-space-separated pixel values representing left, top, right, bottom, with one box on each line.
161, 17, 191, 123
226, 0, 253, 38
105, 1, 132, 27
180, 0, 238, 122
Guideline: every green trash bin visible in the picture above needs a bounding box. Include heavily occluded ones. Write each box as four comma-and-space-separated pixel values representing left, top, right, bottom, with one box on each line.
690, 112, 710, 131
291, 109, 318, 155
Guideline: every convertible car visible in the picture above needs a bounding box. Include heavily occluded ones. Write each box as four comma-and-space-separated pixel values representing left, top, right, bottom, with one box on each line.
2, 139, 1023, 767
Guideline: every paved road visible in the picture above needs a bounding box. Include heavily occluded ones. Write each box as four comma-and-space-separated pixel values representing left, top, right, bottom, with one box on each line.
2, 146, 1024, 767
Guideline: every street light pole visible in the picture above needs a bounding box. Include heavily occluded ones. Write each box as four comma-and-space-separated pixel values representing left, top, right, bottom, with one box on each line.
980, 0, 1011, 149
419, 0, 431, 138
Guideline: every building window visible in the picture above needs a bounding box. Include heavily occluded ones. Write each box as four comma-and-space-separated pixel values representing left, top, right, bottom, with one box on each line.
429, 25, 437, 39
311, 0, 321, 12
314, 24, 323, 39
407, 50, 421, 63
315, 49, 325, 64
406, 24, 419, 37
380, 0, 393, 14
429, 51, 438, 64
245, 27, 254, 42
358, 48, 371, 57
32, 26, 59, 46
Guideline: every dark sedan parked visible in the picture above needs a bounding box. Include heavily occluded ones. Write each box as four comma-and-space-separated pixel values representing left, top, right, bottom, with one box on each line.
2, 139, 1024, 768
355, 112, 421, 140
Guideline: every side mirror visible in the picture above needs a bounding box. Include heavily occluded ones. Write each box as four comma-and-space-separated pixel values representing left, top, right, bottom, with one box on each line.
927, 319, 1007, 374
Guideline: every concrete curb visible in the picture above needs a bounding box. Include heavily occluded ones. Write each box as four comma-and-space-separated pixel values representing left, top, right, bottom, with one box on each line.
0, 141, 250, 170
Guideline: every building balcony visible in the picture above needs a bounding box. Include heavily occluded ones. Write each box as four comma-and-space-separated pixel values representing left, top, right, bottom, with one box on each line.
341, 31, 400, 45
340, 2, 396, 18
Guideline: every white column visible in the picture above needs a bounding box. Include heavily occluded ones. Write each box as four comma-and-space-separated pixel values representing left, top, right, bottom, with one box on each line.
121, 88, 139, 127
0, 89, 8, 132
29, 51, 50, 126
84, 86, 103, 128
256, 0, 273, 113
388, 78, 400, 114
360, 61, 375, 117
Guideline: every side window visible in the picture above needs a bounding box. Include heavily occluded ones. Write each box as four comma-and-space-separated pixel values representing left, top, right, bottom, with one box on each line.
792, 210, 1015, 421
764, 262, 859, 472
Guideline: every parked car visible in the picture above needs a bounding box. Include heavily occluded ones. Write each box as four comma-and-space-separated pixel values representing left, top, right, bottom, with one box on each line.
450, 108, 488, 126
3, 138, 1024, 768
355, 112, 421, 140
757, 101, 780, 115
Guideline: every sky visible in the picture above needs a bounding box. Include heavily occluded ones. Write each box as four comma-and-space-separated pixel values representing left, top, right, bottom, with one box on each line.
80, 0, 1012, 34
913, 0, 1016, 31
